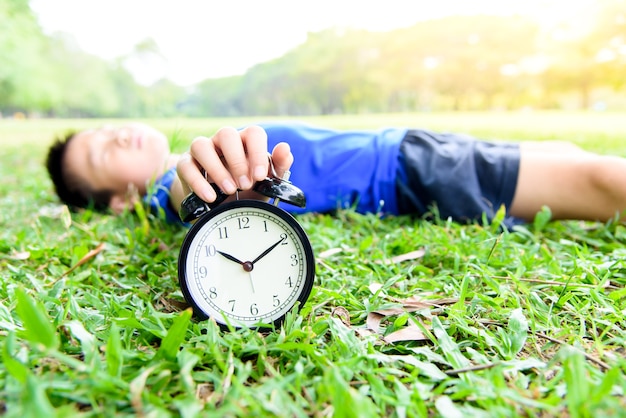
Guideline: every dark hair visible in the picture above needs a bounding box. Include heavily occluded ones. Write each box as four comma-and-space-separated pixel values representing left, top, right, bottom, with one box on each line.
46, 131, 113, 211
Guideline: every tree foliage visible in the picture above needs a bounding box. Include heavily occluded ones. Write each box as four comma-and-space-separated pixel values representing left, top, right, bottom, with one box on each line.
0, 0, 52, 111
2, 0, 626, 117
169, 5, 626, 116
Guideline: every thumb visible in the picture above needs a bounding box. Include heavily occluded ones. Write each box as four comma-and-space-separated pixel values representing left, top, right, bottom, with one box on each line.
270, 142, 294, 179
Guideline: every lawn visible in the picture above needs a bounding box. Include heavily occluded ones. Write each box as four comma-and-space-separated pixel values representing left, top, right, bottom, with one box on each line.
1, 112, 625, 417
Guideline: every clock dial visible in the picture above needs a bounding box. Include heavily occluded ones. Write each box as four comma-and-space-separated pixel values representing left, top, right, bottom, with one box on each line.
178, 200, 315, 328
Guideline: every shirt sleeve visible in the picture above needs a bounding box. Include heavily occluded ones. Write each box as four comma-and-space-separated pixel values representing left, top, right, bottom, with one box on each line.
144, 167, 186, 225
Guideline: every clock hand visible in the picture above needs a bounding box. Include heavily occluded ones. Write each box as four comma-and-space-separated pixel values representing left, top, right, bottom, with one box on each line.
217, 250, 255, 277
248, 272, 256, 294
216, 250, 245, 265
251, 235, 286, 265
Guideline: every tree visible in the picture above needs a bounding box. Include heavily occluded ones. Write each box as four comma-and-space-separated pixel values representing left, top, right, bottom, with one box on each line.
0, 0, 56, 112
540, 0, 626, 108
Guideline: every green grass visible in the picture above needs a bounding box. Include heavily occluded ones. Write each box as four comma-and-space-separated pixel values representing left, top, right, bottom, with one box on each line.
1, 112, 626, 417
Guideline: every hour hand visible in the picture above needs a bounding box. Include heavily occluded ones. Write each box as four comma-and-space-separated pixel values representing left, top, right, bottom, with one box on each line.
217, 250, 245, 265
218, 250, 255, 277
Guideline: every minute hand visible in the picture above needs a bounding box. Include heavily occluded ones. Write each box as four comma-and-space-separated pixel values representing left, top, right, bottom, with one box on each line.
251, 236, 286, 264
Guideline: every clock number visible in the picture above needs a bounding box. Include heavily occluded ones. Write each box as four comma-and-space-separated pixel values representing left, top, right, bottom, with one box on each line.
290, 254, 299, 266
238, 217, 250, 229
250, 303, 259, 316
280, 233, 288, 245
204, 245, 216, 257
209, 287, 217, 299
218, 227, 229, 239
273, 295, 280, 307
263, 221, 268, 232
229, 300, 236, 311
199, 266, 208, 278
285, 276, 293, 288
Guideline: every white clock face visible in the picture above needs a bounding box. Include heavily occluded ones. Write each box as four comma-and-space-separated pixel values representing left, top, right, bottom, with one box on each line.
179, 201, 314, 328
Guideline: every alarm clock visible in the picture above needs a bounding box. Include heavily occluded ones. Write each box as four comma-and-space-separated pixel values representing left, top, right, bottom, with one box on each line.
178, 168, 315, 328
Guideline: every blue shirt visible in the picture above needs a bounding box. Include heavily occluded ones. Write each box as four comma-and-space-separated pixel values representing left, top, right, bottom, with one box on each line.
145, 166, 181, 223
147, 122, 407, 223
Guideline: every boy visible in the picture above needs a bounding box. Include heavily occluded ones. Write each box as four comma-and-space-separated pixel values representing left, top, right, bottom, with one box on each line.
46, 121, 626, 228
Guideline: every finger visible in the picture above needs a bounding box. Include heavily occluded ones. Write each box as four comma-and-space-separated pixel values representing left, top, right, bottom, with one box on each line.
176, 151, 218, 202
239, 125, 270, 182
271, 142, 294, 179
212, 126, 255, 190
190, 133, 238, 195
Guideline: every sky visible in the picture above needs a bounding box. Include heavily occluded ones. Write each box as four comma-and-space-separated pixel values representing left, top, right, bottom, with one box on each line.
30, 0, 593, 86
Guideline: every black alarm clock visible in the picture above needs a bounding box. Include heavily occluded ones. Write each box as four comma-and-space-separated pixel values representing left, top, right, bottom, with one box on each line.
178, 166, 315, 328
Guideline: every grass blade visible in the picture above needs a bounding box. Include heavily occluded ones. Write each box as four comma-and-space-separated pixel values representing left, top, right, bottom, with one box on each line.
14, 287, 59, 351
2, 332, 29, 383
156, 308, 193, 361
106, 323, 123, 377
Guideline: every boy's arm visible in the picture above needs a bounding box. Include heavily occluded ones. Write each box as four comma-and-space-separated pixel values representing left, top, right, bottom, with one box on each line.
169, 125, 293, 218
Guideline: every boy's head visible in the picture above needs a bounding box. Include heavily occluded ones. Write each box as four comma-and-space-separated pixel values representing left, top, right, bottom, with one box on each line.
46, 123, 172, 213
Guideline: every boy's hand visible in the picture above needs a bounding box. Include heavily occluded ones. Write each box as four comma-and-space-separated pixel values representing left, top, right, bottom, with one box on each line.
177, 125, 294, 203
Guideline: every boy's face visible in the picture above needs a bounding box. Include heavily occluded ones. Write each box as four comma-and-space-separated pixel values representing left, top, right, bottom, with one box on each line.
64, 123, 171, 201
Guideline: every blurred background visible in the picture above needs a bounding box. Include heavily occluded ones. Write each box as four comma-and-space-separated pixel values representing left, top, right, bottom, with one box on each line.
2, 0, 625, 118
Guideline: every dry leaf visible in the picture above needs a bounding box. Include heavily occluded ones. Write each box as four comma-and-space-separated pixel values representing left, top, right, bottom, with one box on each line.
383, 323, 428, 343
373, 303, 432, 316
157, 297, 189, 313
10, 251, 30, 260
331, 306, 351, 326
389, 295, 459, 307
372, 297, 458, 316
61, 243, 106, 277
366, 312, 385, 333
376, 248, 426, 265
318, 248, 344, 258
389, 249, 426, 264
354, 327, 377, 338
196, 383, 215, 403
369, 283, 383, 294
333, 283, 454, 345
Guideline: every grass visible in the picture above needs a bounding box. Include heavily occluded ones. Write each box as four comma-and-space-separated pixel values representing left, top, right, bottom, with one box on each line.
1, 111, 625, 417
